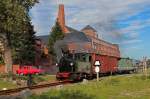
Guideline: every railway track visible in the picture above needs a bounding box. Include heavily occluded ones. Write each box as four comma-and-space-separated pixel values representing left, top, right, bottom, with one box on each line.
0, 80, 73, 96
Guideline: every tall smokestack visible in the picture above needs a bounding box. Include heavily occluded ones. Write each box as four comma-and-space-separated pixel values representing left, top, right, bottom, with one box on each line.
57, 4, 69, 33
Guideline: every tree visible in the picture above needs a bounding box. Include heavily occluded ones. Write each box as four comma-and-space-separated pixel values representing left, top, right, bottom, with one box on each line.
147, 59, 150, 67
48, 21, 64, 56
12, 21, 36, 65
0, 0, 38, 73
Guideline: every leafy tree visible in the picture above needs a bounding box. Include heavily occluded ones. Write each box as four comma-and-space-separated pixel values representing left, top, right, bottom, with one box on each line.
48, 21, 64, 56
12, 21, 36, 65
0, 55, 4, 64
0, 0, 38, 72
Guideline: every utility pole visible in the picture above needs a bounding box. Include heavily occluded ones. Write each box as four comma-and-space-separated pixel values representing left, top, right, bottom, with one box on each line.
143, 57, 147, 77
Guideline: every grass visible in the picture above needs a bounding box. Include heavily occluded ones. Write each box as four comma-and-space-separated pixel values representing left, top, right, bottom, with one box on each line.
0, 79, 17, 89
32, 74, 56, 85
29, 74, 150, 99
37, 75, 56, 82
0, 74, 56, 89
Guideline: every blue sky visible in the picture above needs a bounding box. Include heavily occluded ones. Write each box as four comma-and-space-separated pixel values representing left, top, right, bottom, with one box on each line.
30, 0, 150, 60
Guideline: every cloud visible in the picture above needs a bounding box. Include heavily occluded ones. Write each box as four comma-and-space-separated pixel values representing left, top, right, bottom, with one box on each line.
30, 0, 150, 58
120, 45, 144, 59
31, 0, 150, 37
30, 0, 57, 35
120, 39, 142, 44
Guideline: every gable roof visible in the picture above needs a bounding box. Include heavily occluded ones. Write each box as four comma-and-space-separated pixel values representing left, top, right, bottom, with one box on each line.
81, 25, 97, 32
65, 26, 80, 33
63, 31, 91, 43
37, 30, 91, 45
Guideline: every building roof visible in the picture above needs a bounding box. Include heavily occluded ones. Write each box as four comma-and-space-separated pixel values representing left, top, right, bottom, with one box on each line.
81, 25, 97, 32
63, 31, 91, 43
37, 35, 49, 44
37, 26, 91, 45
66, 26, 80, 33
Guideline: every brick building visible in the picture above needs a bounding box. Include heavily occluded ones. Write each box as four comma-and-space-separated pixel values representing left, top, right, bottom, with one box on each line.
34, 37, 58, 74
37, 4, 120, 74
56, 4, 120, 57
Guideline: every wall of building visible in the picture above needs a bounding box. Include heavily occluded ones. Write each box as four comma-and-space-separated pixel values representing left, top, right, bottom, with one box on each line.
67, 42, 92, 53
35, 38, 57, 74
0, 64, 19, 74
90, 37, 120, 58
82, 29, 98, 38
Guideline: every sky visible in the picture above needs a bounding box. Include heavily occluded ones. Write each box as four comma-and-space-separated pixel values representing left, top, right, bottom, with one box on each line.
30, 0, 150, 60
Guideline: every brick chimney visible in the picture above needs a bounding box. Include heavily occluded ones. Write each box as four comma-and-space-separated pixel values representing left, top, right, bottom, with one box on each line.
57, 4, 69, 33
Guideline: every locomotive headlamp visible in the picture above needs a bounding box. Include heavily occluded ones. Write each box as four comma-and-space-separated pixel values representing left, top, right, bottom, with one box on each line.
56, 63, 58, 66
70, 62, 73, 66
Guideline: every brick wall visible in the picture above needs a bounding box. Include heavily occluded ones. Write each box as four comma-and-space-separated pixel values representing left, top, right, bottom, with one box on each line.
90, 37, 120, 58
82, 29, 98, 38
0, 64, 19, 74
0, 65, 5, 73
67, 42, 92, 53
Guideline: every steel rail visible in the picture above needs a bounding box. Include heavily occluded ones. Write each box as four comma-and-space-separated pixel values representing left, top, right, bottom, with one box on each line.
0, 80, 73, 96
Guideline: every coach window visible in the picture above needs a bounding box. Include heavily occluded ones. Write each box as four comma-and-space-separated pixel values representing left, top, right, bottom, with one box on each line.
81, 54, 86, 62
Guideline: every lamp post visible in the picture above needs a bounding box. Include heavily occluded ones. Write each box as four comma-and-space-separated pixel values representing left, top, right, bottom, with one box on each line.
94, 60, 101, 81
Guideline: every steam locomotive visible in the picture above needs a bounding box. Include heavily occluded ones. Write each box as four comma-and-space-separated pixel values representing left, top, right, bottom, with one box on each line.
56, 52, 138, 81
56, 52, 93, 80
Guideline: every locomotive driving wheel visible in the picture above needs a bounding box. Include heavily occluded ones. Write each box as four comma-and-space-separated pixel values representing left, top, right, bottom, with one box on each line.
69, 73, 78, 81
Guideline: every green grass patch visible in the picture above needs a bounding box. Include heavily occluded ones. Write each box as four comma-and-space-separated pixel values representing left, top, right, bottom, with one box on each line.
29, 74, 150, 99
0, 80, 17, 89
32, 75, 56, 84
0, 74, 56, 89
37, 75, 56, 82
